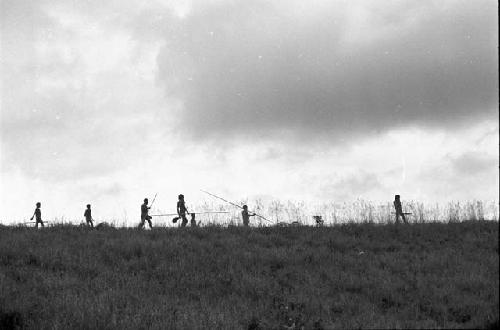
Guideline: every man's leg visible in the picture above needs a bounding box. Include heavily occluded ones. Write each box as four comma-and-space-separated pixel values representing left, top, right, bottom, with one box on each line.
147, 216, 153, 229
138, 219, 145, 229
402, 213, 408, 224
395, 214, 400, 224
181, 215, 188, 227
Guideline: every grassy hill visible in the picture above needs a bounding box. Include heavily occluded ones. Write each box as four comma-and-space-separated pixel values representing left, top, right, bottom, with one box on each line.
0, 221, 498, 329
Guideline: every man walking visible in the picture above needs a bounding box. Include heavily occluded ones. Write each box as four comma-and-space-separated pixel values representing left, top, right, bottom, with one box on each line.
177, 194, 189, 227
394, 195, 408, 224
30, 202, 44, 228
84, 204, 94, 228
139, 198, 153, 229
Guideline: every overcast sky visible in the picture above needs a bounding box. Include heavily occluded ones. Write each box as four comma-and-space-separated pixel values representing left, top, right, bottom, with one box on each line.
1, 0, 498, 223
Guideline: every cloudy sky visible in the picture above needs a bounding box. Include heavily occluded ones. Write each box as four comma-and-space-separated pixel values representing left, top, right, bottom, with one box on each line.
1, 0, 498, 223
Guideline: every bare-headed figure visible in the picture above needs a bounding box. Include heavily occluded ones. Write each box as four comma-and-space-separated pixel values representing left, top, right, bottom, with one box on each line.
241, 205, 256, 227
30, 202, 44, 228
393, 195, 408, 224
139, 198, 153, 229
177, 194, 189, 227
84, 204, 94, 228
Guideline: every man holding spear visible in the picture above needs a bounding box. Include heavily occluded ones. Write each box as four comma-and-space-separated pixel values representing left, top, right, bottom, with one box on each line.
200, 190, 271, 226
241, 205, 256, 227
138, 194, 157, 229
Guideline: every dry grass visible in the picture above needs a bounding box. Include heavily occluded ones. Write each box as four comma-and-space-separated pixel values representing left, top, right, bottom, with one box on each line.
168, 199, 499, 227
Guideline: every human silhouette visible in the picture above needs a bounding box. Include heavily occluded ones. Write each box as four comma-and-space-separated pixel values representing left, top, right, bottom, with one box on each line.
30, 202, 44, 228
84, 204, 94, 228
393, 195, 408, 224
190, 213, 197, 227
139, 198, 153, 229
241, 205, 255, 227
177, 194, 189, 227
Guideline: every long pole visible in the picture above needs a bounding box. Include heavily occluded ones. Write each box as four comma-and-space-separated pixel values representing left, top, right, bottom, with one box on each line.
200, 190, 272, 223
151, 211, 229, 217
150, 193, 158, 208
194, 211, 229, 215
150, 213, 178, 217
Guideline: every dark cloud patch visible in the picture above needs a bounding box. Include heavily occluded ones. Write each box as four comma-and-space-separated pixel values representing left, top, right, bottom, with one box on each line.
157, 1, 498, 141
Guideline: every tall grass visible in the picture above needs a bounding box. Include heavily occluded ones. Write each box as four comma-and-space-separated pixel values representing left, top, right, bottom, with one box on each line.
10, 199, 498, 228
172, 199, 499, 227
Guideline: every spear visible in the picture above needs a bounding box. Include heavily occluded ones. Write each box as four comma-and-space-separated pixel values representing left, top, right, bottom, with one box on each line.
200, 190, 272, 223
150, 193, 158, 208
150, 211, 229, 217
150, 213, 178, 217
192, 211, 229, 215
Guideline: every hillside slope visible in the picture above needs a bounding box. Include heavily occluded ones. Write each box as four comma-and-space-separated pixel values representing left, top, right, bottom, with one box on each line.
0, 221, 498, 329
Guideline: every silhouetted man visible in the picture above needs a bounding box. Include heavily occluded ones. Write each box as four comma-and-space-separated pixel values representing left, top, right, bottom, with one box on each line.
177, 194, 189, 227
30, 202, 44, 228
241, 205, 255, 227
139, 198, 153, 229
84, 204, 94, 228
394, 195, 408, 224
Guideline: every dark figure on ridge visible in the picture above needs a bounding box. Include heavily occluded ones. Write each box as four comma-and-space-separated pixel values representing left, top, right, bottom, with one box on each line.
84, 204, 94, 228
139, 198, 153, 229
30, 202, 44, 228
241, 205, 255, 227
190, 213, 197, 227
394, 195, 408, 224
177, 194, 189, 227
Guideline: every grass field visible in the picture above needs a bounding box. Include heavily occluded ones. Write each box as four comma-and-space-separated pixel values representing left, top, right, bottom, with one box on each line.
0, 221, 498, 329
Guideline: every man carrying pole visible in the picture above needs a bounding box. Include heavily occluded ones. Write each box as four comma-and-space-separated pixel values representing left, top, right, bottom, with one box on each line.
139, 197, 153, 229
200, 190, 271, 224
241, 205, 256, 227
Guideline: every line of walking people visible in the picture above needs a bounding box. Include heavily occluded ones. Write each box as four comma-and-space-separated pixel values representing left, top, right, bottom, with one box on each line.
27, 194, 408, 228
